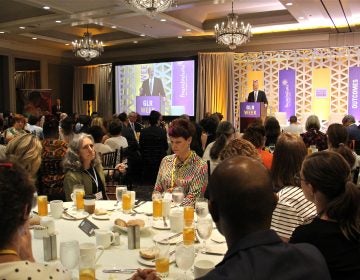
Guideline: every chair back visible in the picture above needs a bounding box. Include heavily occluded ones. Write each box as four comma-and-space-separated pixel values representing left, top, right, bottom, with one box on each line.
38, 158, 65, 201
101, 149, 118, 168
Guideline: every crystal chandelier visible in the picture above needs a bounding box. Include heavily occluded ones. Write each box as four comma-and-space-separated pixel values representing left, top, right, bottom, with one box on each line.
214, 1, 252, 50
125, 0, 173, 13
72, 26, 104, 61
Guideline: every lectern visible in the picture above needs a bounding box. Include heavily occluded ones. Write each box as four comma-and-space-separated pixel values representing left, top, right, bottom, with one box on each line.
240, 102, 267, 132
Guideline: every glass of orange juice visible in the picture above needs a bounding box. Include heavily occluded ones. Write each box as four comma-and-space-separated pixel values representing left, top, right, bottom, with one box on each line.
79, 254, 96, 280
183, 220, 195, 245
155, 241, 170, 278
183, 206, 194, 222
37, 195, 48, 216
122, 191, 132, 214
152, 191, 162, 220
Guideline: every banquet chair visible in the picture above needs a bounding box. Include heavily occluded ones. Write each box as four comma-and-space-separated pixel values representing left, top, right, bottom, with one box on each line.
101, 149, 118, 168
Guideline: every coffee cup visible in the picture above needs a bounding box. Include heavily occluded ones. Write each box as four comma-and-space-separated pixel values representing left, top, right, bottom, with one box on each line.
169, 208, 183, 233
79, 242, 104, 263
40, 216, 55, 235
84, 195, 96, 214
50, 200, 63, 219
194, 259, 215, 278
95, 229, 115, 249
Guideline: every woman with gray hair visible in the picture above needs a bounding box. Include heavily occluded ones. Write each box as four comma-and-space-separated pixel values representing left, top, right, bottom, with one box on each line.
300, 115, 327, 151
202, 121, 235, 174
63, 133, 106, 201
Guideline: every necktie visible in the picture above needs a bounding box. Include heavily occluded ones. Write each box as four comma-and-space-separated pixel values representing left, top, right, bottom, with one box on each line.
149, 79, 153, 95
254, 91, 258, 102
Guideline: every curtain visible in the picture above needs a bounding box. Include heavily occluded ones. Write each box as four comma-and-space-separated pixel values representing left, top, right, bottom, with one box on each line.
73, 64, 112, 118
197, 53, 234, 124
15, 71, 40, 89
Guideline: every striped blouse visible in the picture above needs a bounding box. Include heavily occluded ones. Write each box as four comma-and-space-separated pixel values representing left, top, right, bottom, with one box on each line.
271, 186, 317, 239
154, 151, 208, 206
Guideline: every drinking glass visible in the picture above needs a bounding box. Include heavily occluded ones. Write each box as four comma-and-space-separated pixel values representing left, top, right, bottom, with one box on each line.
152, 191, 163, 220
155, 241, 170, 278
115, 185, 127, 209
73, 184, 85, 211
172, 187, 184, 208
79, 254, 96, 280
183, 206, 194, 223
183, 220, 195, 245
196, 217, 213, 253
175, 242, 195, 280
60, 240, 79, 278
37, 195, 48, 216
195, 197, 209, 218
122, 190, 132, 214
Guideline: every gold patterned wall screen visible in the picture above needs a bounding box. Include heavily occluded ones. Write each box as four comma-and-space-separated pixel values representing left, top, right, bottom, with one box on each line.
233, 46, 360, 129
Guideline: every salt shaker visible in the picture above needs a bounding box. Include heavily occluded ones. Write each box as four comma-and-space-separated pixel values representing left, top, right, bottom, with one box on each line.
128, 225, 140, 249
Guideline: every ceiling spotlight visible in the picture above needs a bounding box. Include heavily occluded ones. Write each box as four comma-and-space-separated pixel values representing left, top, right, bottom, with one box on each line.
160, 19, 167, 22
43, 6, 50, 10
133, 40, 138, 44
55, 20, 62, 23
111, 25, 117, 28
285, 2, 293, 6
32, 37, 37, 40
177, 35, 182, 38
19, 26, 25, 30
140, 33, 145, 37
186, 28, 191, 32
65, 43, 70, 45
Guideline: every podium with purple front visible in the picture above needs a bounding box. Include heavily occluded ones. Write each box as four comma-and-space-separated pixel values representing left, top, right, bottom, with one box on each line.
136, 96, 162, 116
240, 102, 267, 132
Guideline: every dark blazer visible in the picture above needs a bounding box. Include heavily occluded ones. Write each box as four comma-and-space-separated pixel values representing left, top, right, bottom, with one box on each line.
140, 77, 165, 97
248, 90, 268, 104
347, 124, 360, 141
51, 104, 63, 115
129, 122, 142, 133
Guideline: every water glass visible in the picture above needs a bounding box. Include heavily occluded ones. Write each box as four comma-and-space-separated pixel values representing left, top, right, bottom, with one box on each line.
196, 217, 213, 253
115, 185, 127, 208
60, 240, 79, 271
183, 206, 194, 222
37, 195, 48, 216
172, 187, 184, 207
72, 184, 85, 210
155, 241, 170, 278
79, 254, 96, 280
195, 197, 209, 218
175, 242, 195, 280
183, 220, 195, 245
152, 191, 163, 220
122, 190, 132, 214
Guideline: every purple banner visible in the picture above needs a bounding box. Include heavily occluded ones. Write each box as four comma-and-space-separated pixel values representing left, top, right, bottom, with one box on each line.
348, 66, 360, 119
278, 69, 296, 119
171, 61, 195, 115
136, 96, 161, 116
240, 102, 261, 118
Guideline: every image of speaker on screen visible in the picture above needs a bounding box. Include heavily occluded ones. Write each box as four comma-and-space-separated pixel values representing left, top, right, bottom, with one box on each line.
140, 66, 165, 97
247, 80, 268, 105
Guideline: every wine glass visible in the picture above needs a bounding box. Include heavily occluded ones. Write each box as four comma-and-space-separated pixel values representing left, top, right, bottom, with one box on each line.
172, 187, 184, 208
175, 242, 195, 280
115, 185, 127, 209
195, 198, 209, 218
60, 240, 79, 278
196, 217, 213, 253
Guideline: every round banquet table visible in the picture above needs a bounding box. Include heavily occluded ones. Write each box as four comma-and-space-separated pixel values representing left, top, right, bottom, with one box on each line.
32, 200, 227, 280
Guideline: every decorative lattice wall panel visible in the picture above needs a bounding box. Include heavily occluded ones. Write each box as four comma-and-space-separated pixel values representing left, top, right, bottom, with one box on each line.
233, 46, 360, 130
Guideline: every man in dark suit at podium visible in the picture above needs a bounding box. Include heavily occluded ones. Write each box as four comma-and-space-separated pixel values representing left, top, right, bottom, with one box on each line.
140, 67, 165, 97
247, 80, 268, 105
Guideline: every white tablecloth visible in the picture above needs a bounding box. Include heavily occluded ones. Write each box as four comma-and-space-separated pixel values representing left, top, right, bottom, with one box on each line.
32, 200, 226, 280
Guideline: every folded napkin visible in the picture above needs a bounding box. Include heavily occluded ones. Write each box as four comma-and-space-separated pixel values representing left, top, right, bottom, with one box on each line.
205, 244, 227, 255
134, 201, 152, 215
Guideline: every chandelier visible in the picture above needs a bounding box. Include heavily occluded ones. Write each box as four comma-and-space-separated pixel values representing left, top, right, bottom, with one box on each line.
214, 1, 252, 50
72, 26, 104, 61
125, 0, 173, 13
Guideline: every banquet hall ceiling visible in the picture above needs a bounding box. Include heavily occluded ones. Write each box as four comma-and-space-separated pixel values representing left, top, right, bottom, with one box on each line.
0, 0, 359, 61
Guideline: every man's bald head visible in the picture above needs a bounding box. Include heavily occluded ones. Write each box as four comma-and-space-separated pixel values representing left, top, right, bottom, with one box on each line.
208, 156, 276, 232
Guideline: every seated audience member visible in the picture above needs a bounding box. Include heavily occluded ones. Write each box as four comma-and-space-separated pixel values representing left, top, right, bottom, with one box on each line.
342, 114, 360, 142
290, 151, 360, 280
0, 160, 70, 279
59, 116, 74, 143
104, 119, 128, 163
27, 115, 44, 139
301, 115, 327, 151
4, 114, 26, 143
264, 116, 281, 147
139, 110, 168, 185
200, 156, 330, 280
154, 118, 208, 206
179, 114, 203, 157
219, 138, 260, 162
242, 124, 273, 169
88, 126, 112, 156
199, 115, 220, 150
283, 115, 303, 135
270, 133, 316, 241
4, 134, 42, 178
202, 121, 235, 174
91, 117, 109, 143
63, 133, 106, 201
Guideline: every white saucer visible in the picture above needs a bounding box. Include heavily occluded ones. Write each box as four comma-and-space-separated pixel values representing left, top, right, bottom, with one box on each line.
62, 210, 89, 220
153, 232, 182, 245
210, 230, 226, 243
152, 220, 170, 230
92, 214, 110, 220
137, 254, 175, 267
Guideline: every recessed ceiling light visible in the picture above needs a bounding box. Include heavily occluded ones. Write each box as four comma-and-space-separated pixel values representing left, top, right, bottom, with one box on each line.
133, 40, 138, 44
160, 19, 167, 22
178, 35, 182, 38
65, 43, 70, 46
298, 16, 304, 20
111, 25, 117, 29
19, 26, 25, 30
55, 20, 62, 23
140, 33, 145, 37
186, 28, 191, 32
32, 37, 37, 40
285, 2, 293, 6
43, 6, 50, 10
0, 31, 4, 34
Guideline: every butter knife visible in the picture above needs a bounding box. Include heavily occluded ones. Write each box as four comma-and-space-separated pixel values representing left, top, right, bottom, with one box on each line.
203, 251, 225, 256
159, 232, 182, 243
103, 268, 137, 274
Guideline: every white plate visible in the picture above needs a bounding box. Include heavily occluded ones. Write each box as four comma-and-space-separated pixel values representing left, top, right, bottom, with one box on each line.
210, 230, 226, 243
152, 220, 170, 230
137, 254, 175, 267
62, 210, 89, 220
92, 214, 110, 220
153, 232, 182, 245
